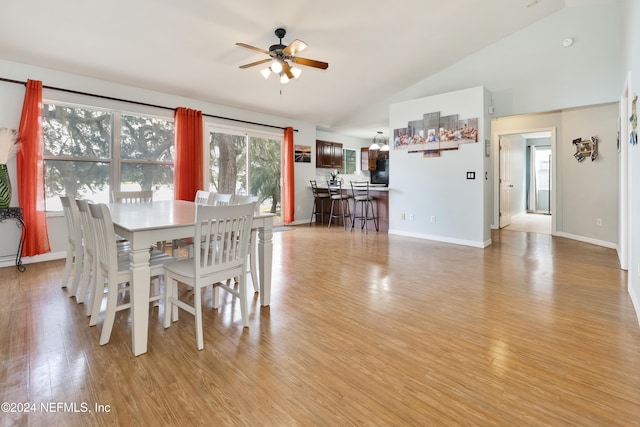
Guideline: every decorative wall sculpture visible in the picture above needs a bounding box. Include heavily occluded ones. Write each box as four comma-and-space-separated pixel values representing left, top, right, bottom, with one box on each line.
572, 136, 598, 162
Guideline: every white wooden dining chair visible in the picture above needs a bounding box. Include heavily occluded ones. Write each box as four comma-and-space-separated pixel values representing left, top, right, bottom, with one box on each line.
75, 199, 98, 309
111, 190, 171, 252
77, 198, 132, 314
211, 193, 233, 206
163, 202, 255, 350
232, 194, 260, 206
194, 190, 213, 205
171, 190, 215, 258
232, 194, 260, 291
88, 202, 174, 345
60, 196, 84, 297
111, 190, 153, 203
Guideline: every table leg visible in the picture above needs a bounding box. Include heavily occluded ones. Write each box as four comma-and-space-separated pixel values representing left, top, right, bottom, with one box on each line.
257, 220, 273, 306
129, 246, 151, 356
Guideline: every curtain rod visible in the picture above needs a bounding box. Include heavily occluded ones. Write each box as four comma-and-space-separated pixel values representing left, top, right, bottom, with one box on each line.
0, 77, 298, 132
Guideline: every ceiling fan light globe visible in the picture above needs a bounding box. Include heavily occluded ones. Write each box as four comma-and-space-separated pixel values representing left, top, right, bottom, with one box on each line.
271, 61, 283, 74
291, 67, 302, 79
260, 68, 271, 79
280, 74, 290, 84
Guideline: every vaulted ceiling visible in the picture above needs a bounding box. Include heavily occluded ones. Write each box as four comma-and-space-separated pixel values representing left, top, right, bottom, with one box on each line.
0, 0, 570, 138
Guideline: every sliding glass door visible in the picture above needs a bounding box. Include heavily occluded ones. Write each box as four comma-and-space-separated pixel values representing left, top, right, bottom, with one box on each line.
208, 126, 283, 225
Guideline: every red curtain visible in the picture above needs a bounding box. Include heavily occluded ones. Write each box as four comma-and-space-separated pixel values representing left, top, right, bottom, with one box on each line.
174, 107, 203, 201
282, 127, 295, 223
17, 79, 51, 256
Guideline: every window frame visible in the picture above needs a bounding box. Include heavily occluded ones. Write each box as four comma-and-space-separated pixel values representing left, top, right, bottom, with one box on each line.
341, 148, 357, 175
42, 96, 175, 212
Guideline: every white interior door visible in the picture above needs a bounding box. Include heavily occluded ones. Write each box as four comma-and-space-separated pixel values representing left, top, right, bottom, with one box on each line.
499, 137, 512, 228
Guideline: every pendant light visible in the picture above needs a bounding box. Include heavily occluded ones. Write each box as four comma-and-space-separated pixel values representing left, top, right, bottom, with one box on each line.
370, 131, 385, 150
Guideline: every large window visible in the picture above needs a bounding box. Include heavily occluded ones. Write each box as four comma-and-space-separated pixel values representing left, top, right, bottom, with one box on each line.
43, 102, 175, 211
208, 127, 282, 224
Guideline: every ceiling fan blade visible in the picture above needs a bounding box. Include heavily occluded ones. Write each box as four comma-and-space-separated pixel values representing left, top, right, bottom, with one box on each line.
239, 58, 272, 69
283, 39, 307, 56
292, 57, 329, 70
236, 42, 270, 55
282, 61, 295, 79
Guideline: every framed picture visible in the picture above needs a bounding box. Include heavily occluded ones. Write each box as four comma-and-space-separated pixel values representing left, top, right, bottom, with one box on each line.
294, 145, 311, 163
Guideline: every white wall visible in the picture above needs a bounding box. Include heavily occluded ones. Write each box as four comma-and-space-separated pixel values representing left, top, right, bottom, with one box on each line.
0, 59, 318, 265
388, 86, 490, 247
561, 104, 619, 243
340, 1, 623, 137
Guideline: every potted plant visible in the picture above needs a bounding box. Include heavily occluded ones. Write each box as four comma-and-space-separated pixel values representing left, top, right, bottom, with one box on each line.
0, 128, 20, 209
329, 170, 340, 185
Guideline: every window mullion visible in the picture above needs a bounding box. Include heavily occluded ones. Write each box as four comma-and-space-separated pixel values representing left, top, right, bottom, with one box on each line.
112, 112, 121, 193
245, 133, 250, 194
43, 101, 176, 211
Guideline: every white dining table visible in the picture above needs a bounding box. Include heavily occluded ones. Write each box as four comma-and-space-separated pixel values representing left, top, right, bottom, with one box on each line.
108, 200, 274, 356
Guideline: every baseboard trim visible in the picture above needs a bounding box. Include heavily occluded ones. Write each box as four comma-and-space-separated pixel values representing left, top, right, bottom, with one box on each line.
0, 251, 65, 269
388, 229, 488, 249
553, 232, 617, 249
629, 283, 640, 327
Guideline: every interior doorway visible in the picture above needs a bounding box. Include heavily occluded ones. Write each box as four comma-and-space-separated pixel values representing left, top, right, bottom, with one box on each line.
496, 129, 555, 235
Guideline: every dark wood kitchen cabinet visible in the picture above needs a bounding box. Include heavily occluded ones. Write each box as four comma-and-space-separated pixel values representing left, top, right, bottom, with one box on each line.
361, 147, 378, 170
361, 147, 388, 171
316, 140, 343, 169
361, 147, 370, 171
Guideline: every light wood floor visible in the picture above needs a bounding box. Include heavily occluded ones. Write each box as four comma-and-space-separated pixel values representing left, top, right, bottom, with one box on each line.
503, 212, 552, 234
1, 225, 640, 426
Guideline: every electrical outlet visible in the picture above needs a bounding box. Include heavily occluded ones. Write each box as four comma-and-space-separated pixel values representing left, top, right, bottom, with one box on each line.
430, 216, 436, 223
596, 218, 602, 227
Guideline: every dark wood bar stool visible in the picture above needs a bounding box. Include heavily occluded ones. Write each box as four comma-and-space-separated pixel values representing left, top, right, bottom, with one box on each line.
310, 180, 330, 225
350, 181, 378, 233
327, 180, 351, 230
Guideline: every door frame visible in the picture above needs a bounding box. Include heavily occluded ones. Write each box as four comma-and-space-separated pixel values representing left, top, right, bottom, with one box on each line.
492, 127, 557, 234
499, 136, 512, 228
204, 123, 285, 226
618, 73, 630, 270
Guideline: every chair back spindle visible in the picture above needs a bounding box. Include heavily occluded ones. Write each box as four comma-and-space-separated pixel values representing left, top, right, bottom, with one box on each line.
112, 190, 153, 203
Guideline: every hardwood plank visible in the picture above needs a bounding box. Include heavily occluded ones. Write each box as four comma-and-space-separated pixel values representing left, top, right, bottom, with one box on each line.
1, 226, 639, 426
